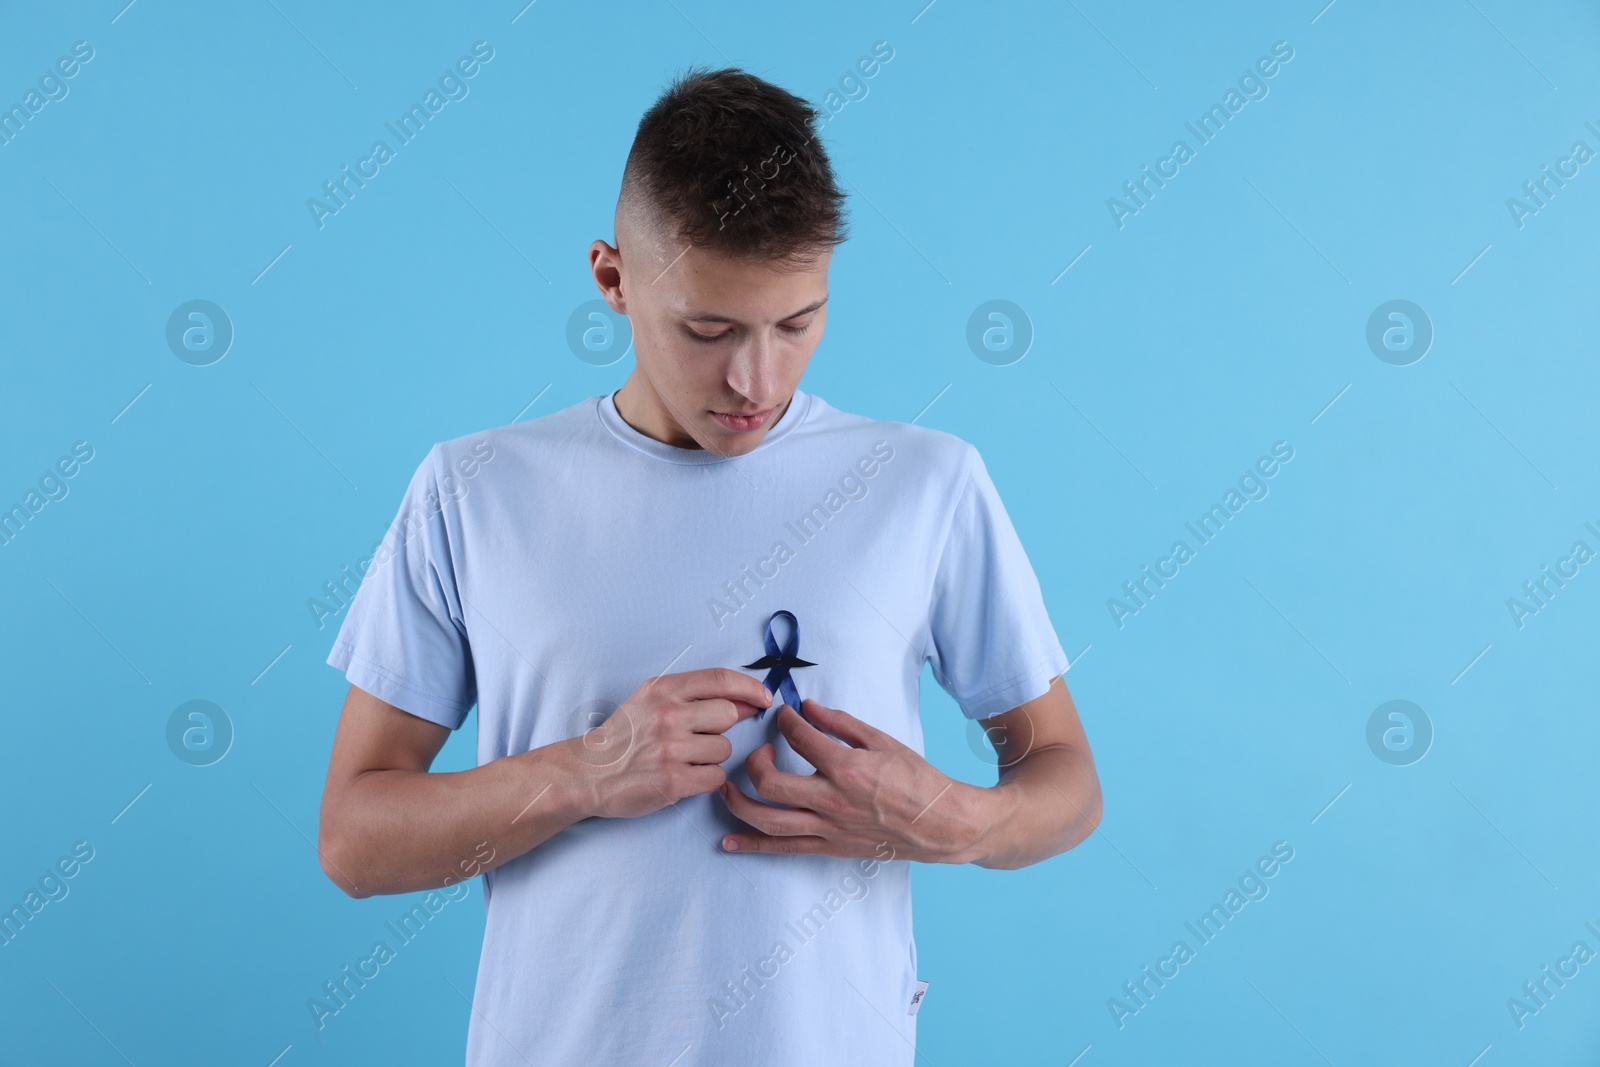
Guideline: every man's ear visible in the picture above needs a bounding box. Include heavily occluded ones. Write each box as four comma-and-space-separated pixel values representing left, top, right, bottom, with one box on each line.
589, 239, 626, 314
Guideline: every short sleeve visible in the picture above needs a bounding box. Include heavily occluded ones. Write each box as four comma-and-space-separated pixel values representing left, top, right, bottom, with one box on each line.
923, 445, 1070, 720
326, 445, 477, 729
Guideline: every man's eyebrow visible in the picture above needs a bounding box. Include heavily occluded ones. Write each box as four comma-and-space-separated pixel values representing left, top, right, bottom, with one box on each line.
683, 296, 828, 324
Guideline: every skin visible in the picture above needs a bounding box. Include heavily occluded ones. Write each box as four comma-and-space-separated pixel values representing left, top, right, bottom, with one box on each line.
595, 194, 830, 455
316, 205, 1103, 898
318, 669, 773, 897
719, 680, 1101, 868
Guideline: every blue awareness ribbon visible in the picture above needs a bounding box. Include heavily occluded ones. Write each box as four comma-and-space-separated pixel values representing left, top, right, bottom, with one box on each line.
740, 609, 816, 718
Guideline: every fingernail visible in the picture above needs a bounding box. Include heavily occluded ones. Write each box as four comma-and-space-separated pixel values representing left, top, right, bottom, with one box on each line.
723, 837, 740, 851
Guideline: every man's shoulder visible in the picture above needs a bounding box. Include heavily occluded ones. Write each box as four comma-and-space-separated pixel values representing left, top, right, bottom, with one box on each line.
416, 389, 980, 485
802, 391, 977, 477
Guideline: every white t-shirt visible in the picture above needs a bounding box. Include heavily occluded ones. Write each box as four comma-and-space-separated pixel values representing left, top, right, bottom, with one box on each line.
326, 386, 1070, 1066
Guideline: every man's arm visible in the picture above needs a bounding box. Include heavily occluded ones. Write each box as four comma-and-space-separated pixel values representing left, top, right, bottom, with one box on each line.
716, 673, 1102, 869
317, 684, 592, 898
318, 668, 772, 898
960, 673, 1103, 870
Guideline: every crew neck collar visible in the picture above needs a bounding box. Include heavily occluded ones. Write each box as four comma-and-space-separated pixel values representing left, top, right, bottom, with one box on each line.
596, 387, 812, 465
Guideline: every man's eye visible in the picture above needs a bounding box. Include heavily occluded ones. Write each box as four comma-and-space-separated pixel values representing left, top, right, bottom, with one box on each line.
685, 321, 811, 343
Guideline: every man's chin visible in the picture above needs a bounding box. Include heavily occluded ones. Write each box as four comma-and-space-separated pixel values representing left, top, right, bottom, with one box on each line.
703, 424, 765, 455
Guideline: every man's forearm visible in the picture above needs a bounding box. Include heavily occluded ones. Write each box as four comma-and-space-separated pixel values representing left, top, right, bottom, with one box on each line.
955, 743, 1103, 870
321, 738, 594, 898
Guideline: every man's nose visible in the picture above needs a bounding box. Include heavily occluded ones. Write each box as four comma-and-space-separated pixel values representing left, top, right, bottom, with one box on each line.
726, 330, 778, 402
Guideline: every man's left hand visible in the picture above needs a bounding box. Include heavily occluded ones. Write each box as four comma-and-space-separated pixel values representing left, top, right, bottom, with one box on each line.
716, 698, 1000, 863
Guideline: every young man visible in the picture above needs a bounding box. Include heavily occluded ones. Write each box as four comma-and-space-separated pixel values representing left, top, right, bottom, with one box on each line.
319, 66, 1101, 1066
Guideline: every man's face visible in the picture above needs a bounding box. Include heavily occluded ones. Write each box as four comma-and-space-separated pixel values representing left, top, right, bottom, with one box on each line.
591, 221, 830, 455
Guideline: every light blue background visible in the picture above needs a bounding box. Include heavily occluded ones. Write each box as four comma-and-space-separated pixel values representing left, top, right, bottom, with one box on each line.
3, 1, 1598, 1064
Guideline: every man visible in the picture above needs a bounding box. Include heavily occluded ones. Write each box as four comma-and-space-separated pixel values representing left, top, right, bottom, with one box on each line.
319, 65, 1102, 1065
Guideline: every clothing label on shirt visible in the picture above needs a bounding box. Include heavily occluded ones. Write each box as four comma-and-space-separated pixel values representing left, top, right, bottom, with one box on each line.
908, 980, 929, 1015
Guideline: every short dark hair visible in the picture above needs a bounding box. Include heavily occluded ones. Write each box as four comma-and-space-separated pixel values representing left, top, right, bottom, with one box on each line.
619, 66, 849, 264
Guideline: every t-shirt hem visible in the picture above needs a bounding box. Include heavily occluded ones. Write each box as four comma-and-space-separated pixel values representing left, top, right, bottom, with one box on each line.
956, 647, 1071, 721
327, 641, 472, 730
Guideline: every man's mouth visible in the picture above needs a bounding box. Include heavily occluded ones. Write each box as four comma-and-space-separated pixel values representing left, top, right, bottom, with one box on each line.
710, 407, 774, 432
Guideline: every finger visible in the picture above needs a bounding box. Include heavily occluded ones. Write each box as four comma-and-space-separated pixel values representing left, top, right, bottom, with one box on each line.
721, 831, 836, 855
775, 704, 851, 773
744, 742, 829, 809
669, 667, 774, 715
676, 697, 758, 735
719, 780, 831, 838
678, 732, 734, 766
798, 699, 883, 749
672, 764, 728, 799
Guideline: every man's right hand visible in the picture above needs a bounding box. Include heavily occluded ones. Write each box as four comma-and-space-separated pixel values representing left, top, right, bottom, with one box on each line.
317, 669, 772, 898
572, 667, 773, 819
